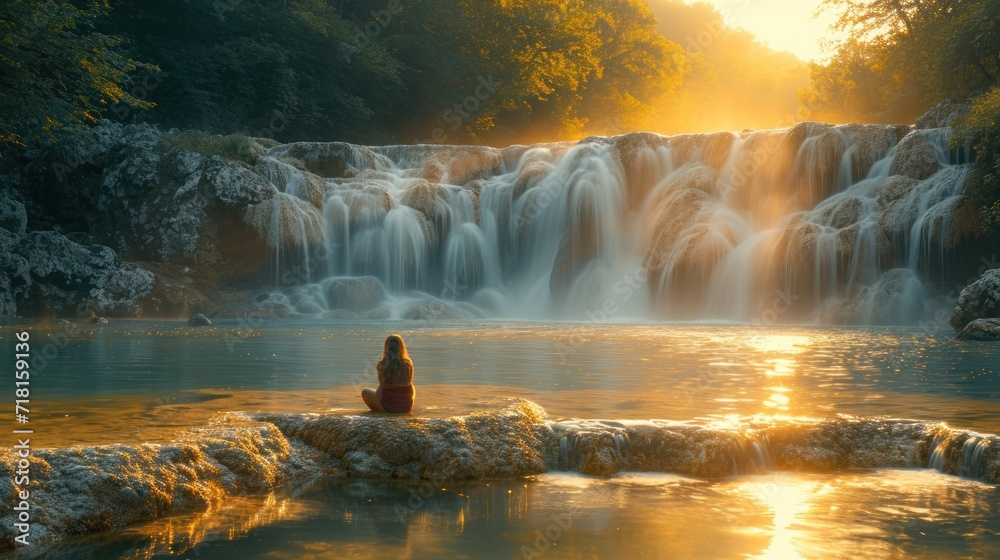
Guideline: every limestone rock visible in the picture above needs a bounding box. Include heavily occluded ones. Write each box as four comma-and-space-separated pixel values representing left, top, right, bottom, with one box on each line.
187, 313, 212, 326
889, 130, 945, 181
0, 424, 327, 550
916, 100, 968, 130
10, 231, 153, 316
401, 300, 465, 321
874, 175, 918, 210
0, 190, 27, 235
323, 277, 387, 312
366, 307, 392, 320
956, 318, 1000, 341
253, 399, 552, 480
267, 142, 383, 178
951, 269, 1000, 330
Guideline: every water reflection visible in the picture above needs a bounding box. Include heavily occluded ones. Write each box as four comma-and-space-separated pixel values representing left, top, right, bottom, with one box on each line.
740, 477, 817, 560
4, 322, 998, 436
35, 471, 1000, 560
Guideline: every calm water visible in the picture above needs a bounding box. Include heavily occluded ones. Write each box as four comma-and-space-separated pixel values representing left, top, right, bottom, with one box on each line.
2, 320, 999, 558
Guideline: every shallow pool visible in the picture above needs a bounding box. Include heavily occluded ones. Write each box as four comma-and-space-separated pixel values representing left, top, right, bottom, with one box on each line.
2, 320, 998, 558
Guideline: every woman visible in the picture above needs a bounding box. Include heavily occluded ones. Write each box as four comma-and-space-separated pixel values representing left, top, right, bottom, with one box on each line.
362, 334, 415, 413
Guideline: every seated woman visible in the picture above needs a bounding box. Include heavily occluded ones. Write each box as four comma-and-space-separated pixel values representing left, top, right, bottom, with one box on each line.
362, 334, 415, 413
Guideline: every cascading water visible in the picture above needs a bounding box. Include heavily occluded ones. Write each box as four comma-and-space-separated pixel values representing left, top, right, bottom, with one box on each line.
248, 122, 974, 323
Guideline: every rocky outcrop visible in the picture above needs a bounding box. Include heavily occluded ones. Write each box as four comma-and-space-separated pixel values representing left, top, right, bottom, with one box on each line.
20, 123, 277, 287
254, 399, 552, 480
0, 190, 27, 235
951, 269, 1000, 330
401, 299, 466, 321
400, 181, 453, 244
0, 230, 153, 317
4, 118, 988, 323
956, 318, 1000, 341
323, 277, 387, 312
0, 423, 331, 551
266, 142, 385, 178
916, 100, 968, 130
187, 313, 212, 326
2, 401, 998, 553
889, 130, 945, 181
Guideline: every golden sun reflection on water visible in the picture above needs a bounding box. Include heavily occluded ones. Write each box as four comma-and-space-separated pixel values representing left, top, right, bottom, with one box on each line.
738, 477, 821, 560
48, 470, 1000, 560
748, 334, 811, 414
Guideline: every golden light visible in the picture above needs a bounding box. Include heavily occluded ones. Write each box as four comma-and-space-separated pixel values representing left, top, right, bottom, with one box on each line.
741, 477, 821, 560
697, 0, 845, 61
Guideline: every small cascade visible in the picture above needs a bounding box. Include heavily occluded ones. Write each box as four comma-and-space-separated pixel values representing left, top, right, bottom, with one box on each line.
246, 406, 1000, 483
927, 431, 995, 481
14, 403, 1000, 552
729, 433, 775, 475
245, 122, 977, 323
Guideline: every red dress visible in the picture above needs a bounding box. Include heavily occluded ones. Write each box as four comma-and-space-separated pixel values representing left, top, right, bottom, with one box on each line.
376, 361, 414, 413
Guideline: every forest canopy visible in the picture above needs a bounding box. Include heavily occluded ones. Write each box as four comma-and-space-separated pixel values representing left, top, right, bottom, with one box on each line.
0, 0, 998, 152
801, 0, 1000, 124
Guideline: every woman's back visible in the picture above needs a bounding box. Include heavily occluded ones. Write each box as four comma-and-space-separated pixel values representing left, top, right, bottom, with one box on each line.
366, 334, 415, 413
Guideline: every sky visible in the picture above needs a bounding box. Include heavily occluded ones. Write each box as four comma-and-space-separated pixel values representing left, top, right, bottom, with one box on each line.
699, 0, 844, 61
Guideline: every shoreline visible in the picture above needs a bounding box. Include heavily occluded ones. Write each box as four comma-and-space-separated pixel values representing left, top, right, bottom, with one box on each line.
2, 398, 998, 552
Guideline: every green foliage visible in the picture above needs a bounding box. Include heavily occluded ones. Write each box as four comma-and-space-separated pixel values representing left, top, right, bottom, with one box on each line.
390, 0, 684, 142
805, 0, 1000, 124
100, 0, 406, 144
91, 0, 687, 144
952, 87, 1000, 235
0, 0, 154, 153
0, 0, 823, 149
164, 131, 261, 165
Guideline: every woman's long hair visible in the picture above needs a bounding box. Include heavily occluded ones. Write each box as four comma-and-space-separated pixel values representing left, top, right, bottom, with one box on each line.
378, 334, 411, 384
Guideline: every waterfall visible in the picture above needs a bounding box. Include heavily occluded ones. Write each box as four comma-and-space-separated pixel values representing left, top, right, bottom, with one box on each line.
249, 122, 975, 323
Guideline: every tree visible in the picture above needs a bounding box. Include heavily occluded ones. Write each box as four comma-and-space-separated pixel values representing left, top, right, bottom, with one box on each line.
952, 86, 1000, 237
100, 0, 406, 143
804, 0, 1000, 124
0, 0, 153, 153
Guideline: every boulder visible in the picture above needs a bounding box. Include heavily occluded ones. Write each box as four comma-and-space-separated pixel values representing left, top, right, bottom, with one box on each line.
294, 299, 325, 315
12, 231, 154, 316
266, 142, 382, 178
0, 232, 31, 316
790, 125, 845, 200
323, 277, 387, 312
667, 131, 737, 169
877, 166, 970, 248
401, 300, 465, 321
366, 307, 392, 320
839, 124, 912, 181
328, 182, 395, 229
187, 313, 212, 326
916, 100, 968, 130
0, 190, 27, 235
956, 318, 1000, 341
874, 175, 918, 210
951, 269, 1000, 330
19, 122, 275, 288
815, 196, 864, 229
889, 130, 945, 181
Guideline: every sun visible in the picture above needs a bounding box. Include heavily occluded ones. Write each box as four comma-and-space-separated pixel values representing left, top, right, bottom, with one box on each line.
697, 0, 846, 61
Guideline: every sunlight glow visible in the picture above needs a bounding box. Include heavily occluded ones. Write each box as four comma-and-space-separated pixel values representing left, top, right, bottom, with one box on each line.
743, 478, 817, 560
747, 335, 811, 355
699, 0, 844, 61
